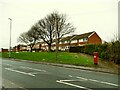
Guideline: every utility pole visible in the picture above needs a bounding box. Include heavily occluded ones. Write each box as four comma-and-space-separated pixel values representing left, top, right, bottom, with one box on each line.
8, 18, 12, 58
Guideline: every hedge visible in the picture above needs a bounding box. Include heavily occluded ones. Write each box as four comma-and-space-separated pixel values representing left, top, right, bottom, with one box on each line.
69, 41, 120, 64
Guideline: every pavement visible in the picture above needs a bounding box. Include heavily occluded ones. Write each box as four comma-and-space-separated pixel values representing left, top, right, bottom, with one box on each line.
9, 58, 119, 75
1, 58, 120, 89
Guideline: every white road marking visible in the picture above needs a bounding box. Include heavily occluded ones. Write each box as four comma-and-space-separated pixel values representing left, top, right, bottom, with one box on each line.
100, 81, 119, 87
77, 76, 119, 87
56, 80, 92, 90
20, 66, 46, 72
69, 75, 119, 87
77, 77, 88, 81
69, 75, 73, 77
5, 68, 35, 77
11, 82, 15, 85
88, 79, 99, 83
3, 63, 12, 66
30, 72, 38, 75
19, 86, 28, 90
60, 80, 76, 82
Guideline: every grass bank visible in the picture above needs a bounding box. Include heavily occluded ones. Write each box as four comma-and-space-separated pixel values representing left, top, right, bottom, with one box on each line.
2, 52, 94, 66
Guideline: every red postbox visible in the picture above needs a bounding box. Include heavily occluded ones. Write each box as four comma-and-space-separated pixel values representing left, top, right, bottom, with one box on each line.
93, 52, 98, 65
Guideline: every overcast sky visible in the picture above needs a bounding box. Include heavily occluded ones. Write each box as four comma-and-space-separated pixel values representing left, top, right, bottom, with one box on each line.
0, 0, 118, 49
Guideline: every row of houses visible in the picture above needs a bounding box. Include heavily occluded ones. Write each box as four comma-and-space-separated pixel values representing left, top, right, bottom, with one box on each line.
13, 31, 102, 52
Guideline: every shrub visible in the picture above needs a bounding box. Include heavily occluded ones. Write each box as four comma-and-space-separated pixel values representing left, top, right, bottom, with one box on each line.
108, 41, 120, 64
100, 51, 108, 60
69, 41, 120, 64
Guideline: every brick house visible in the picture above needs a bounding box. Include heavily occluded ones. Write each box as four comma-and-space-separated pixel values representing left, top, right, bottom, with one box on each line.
13, 44, 28, 52
51, 31, 102, 51
32, 31, 102, 51
15, 31, 102, 52
32, 42, 42, 52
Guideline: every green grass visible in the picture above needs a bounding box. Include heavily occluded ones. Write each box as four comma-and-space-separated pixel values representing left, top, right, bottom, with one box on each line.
1, 52, 94, 66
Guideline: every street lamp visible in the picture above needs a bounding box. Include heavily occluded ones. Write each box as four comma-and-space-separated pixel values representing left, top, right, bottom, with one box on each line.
8, 18, 12, 58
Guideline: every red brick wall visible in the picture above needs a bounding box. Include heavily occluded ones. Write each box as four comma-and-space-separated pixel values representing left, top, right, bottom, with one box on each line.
88, 32, 102, 44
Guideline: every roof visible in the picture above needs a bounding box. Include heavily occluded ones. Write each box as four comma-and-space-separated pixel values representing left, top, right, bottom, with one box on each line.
17, 44, 27, 47
60, 36, 73, 42
71, 31, 94, 40
60, 31, 95, 42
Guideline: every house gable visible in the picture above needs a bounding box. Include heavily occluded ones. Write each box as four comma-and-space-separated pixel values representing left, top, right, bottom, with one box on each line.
88, 32, 102, 44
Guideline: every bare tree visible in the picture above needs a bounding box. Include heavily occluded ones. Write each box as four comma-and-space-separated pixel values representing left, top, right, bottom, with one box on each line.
35, 19, 55, 52
18, 26, 39, 52
27, 26, 39, 52
111, 33, 119, 42
18, 11, 75, 52
18, 32, 29, 44
34, 11, 75, 52
47, 11, 76, 50
49, 12, 75, 43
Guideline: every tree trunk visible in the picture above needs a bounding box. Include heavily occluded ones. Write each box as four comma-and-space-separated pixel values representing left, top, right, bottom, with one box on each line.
48, 44, 52, 52
30, 47, 32, 52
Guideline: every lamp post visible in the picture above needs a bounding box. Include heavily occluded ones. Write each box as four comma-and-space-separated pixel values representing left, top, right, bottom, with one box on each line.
8, 18, 12, 58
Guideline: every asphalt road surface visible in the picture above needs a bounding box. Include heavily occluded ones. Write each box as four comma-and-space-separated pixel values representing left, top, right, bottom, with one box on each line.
1, 58, 119, 90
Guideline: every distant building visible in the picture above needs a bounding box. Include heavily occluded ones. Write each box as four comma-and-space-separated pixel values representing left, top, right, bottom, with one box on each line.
37, 31, 102, 51
1, 48, 8, 52
51, 31, 102, 51
13, 44, 27, 52
15, 31, 102, 52
32, 42, 41, 52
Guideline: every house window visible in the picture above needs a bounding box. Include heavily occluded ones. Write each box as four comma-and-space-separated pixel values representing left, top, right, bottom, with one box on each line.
79, 39, 83, 42
71, 40, 77, 43
53, 42, 55, 44
83, 38, 87, 41
65, 41, 67, 43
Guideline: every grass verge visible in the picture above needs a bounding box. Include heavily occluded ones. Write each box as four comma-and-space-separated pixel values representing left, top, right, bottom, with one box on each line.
1, 52, 94, 67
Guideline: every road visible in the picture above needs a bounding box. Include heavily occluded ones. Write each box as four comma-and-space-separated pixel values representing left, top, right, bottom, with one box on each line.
1, 58, 119, 90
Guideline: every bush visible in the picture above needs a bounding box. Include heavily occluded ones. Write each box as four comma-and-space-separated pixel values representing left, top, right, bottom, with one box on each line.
100, 51, 108, 59
69, 41, 120, 64
108, 41, 120, 64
